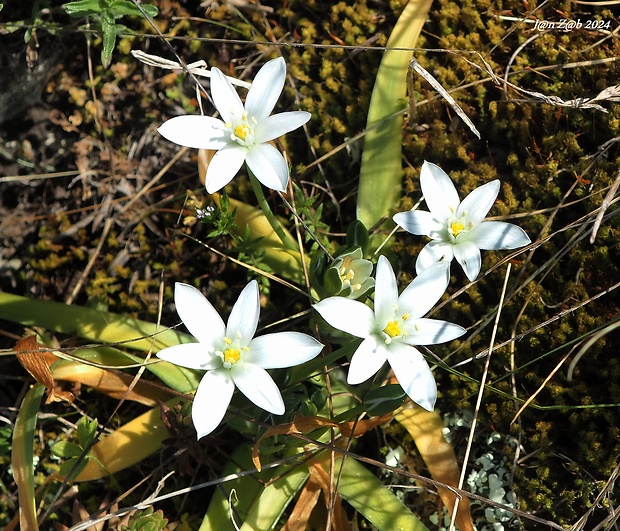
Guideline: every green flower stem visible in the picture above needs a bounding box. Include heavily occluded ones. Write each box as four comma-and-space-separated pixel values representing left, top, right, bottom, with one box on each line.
248, 171, 298, 252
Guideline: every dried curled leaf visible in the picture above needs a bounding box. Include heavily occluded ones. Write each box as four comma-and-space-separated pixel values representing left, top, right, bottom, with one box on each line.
252, 414, 391, 471
14, 336, 74, 404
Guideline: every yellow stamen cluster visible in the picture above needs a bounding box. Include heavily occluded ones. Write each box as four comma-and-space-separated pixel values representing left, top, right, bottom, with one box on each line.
234, 123, 250, 141
338, 257, 363, 291
224, 347, 241, 365
450, 220, 465, 236
384, 320, 401, 338
339, 266, 355, 285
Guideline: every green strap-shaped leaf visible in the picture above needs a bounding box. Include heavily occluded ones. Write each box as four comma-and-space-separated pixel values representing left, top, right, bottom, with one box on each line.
356, 0, 433, 243
12, 384, 45, 531
0, 291, 190, 351
199, 444, 309, 531
239, 462, 308, 530
335, 455, 429, 530
0, 291, 200, 393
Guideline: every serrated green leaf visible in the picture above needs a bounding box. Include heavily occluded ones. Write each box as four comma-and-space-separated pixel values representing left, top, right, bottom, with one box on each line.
76, 417, 98, 448
109, 0, 158, 18
101, 14, 118, 68
64, 0, 102, 16
51, 441, 84, 459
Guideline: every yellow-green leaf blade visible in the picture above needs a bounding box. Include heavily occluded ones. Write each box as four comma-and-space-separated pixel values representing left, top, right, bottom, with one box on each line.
357, 0, 433, 242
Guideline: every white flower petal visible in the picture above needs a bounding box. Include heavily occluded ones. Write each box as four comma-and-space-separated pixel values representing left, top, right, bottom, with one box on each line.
420, 161, 460, 219
158, 115, 229, 150
245, 143, 289, 191
403, 318, 466, 345
399, 262, 450, 318
457, 180, 500, 228
393, 210, 444, 238
415, 241, 454, 274
210, 67, 244, 124
227, 280, 260, 346
232, 363, 284, 414
254, 111, 311, 143
156, 343, 221, 371
313, 297, 375, 339
374, 256, 399, 325
248, 332, 323, 369
387, 343, 437, 411
453, 241, 482, 281
245, 57, 286, 121
347, 336, 388, 385
174, 283, 225, 345
192, 370, 235, 438
205, 144, 247, 193
469, 221, 531, 250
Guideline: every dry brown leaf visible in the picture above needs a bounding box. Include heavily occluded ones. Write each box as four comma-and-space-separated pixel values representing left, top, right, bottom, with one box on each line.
14, 336, 74, 404
52, 364, 171, 407
14, 336, 170, 407
281, 474, 322, 531
395, 404, 475, 531
308, 456, 352, 531
338, 413, 393, 439
252, 414, 391, 471
253, 415, 339, 470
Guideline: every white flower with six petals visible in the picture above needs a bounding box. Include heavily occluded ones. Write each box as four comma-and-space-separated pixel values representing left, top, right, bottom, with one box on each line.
157, 281, 323, 438
393, 161, 531, 281
158, 57, 310, 193
313, 256, 465, 411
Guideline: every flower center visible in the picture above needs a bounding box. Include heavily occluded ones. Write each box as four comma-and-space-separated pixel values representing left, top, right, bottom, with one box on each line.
384, 320, 401, 338
227, 113, 257, 146
450, 220, 465, 236
447, 215, 473, 241
217, 335, 248, 369
234, 123, 250, 141
224, 347, 241, 365
382, 313, 410, 344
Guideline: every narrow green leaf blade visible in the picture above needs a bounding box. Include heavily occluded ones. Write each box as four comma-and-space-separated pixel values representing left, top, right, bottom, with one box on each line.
336, 456, 429, 531
0, 292, 200, 393
356, 0, 433, 243
0, 291, 190, 352
12, 384, 45, 531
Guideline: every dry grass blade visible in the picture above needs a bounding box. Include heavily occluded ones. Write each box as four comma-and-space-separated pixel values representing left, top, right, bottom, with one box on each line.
409, 58, 481, 138
130, 50, 252, 89
566, 319, 620, 381
570, 460, 620, 531
451, 264, 512, 530
510, 350, 573, 424
590, 169, 620, 243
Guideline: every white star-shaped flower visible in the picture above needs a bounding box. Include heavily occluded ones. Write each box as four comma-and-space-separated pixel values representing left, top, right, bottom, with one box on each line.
158, 57, 310, 193
157, 281, 323, 438
313, 256, 465, 411
393, 161, 531, 281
